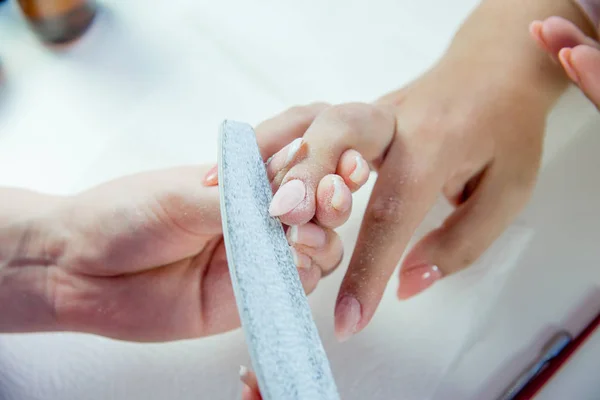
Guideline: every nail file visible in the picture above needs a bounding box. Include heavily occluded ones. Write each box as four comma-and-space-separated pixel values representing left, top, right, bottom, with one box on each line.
218, 120, 340, 400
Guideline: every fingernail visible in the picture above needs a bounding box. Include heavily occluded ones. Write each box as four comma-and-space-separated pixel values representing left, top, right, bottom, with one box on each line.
349, 155, 368, 185
203, 164, 218, 186
528, 20, 542, 37
334, 295, 362, 342
285, 138, 303, 166
239, 365, 250, 384
290, 247, 312, 270
288, 224, 327, 248
267, 138, 304, 175
398, 264, 443, 300
331, 176, 349, 211
269, 179, 306, 216
558, 48, 580, 84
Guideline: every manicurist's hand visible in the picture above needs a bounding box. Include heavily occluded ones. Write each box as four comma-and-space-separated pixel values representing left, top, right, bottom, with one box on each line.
0, 107, 373, 341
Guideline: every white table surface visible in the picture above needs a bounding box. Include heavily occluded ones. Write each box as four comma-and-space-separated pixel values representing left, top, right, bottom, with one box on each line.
0, 1, 599, 399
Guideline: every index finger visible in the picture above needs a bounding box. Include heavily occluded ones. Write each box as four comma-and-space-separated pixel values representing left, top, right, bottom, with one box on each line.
203, 103, 327, 186
334, 138, 442, 341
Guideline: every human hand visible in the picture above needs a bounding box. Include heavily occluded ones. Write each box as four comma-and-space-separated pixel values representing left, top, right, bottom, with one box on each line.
35, 106, 373, 342
530, 2, 600, 108
262, 0, 591, 341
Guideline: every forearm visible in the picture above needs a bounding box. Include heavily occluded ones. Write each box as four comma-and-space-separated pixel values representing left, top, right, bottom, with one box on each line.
445, 0, 596, 109
0, 188, 65, 333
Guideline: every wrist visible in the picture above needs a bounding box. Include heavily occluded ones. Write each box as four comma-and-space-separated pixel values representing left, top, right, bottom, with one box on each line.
0, 190, 67, 333
444, 0, 596, 111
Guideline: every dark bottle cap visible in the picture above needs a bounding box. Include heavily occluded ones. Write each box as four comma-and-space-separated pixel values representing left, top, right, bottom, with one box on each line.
17, 0, 98, 45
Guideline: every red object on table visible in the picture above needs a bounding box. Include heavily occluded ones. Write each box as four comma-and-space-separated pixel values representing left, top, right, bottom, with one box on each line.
515, 311, 600, 399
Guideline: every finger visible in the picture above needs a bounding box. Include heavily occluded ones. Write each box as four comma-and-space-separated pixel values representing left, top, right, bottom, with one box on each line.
270, 148, 370, 192
398, 164, 535, 299
265, 137, 307, 182
529, 17, 600, 61
255, 102, 330, 160
336, 149, 371, 192
203, 103, 328, 186
287, 222, 344, 278
240, 366, 262, 400
314, 174, 352, 229
334, 139, 441, 342
269, 103, 396, 226
200, 238, 323, 336
559, 45, 600, 107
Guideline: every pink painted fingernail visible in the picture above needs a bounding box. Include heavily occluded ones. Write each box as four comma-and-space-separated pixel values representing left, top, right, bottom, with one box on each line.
203, 164, 218, 186
349, 155, 368, 185
267, 138, 303, 174
558, 48, 580, 84
331, 175, 350, 211
334, 295, 362, 342
397, 264, 443, 300
288, 224, 327, 248
269, 179, 306, 216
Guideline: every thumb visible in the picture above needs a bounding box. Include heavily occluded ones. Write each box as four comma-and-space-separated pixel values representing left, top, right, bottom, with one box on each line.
397, 167, 532, 299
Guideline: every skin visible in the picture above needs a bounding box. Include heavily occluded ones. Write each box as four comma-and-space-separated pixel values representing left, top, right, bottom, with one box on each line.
1, 0, 599, 398
241, 0, 600, 396
0, 109, 367, 341
251, 0, 597, 345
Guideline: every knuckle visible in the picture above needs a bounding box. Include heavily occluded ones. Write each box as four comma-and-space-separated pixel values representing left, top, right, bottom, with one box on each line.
329, 102, 380, 125
438, 236, 479, 271
325, 103, 384, 140
368, 195, 404, 225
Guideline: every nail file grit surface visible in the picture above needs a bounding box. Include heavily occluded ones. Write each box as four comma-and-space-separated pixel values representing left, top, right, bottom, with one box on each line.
218, 120, 340, 400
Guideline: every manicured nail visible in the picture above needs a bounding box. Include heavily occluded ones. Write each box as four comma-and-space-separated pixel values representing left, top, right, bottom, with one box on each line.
267, 138, 304, 176
203, 164, 218, 186
290, 247, 312, 270
558, 48, 580, 84
397, 264, 443, 300
285, 138, 303, 166
349, 155, 368, 185
288, 224, 327, 248
331, 175, 350, 211
269, 179, 306, 216
334, 295, 362, 342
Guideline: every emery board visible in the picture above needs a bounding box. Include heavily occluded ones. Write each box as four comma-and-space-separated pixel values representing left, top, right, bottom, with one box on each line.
217, 120, 340, 400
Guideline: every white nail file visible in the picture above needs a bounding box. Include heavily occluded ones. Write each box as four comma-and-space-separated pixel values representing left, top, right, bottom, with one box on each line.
218, 120, 340, 400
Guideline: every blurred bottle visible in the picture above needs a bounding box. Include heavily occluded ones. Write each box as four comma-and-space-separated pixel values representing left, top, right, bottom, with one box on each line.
17, 0, 97, 45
